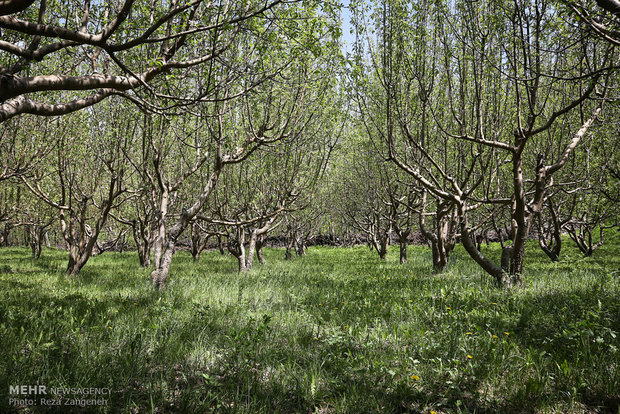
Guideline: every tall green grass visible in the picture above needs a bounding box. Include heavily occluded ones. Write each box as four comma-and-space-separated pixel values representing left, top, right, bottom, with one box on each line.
0, 238, 618, 413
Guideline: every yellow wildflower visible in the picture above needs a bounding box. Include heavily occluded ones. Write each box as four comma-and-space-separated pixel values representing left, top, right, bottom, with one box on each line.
467, 355, 473, 359
410, 374, 420, 380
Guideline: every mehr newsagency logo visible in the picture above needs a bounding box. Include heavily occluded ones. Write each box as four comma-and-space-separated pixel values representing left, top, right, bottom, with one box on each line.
8, 384, 111, 408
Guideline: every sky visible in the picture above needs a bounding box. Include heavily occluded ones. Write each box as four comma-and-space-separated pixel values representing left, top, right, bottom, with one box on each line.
340, 0, 355, 54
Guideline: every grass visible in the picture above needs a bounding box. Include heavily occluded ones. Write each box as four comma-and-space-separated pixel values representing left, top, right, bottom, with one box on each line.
0, 238, 619, 413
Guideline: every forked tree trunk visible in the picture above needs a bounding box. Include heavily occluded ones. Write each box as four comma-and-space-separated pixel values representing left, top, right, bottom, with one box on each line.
375, 234, 389, 260
508, 152, 549, 285
231, 217, 278, 272
65, 222, 95, 277
28, 224, 46, 259
190, 222, 210, 262
62, 186, 118, 277
537, 204, 562, 262
392, 226, 410, 264
567, 223, 605, 257
419, 194, 456, 272
149, 167, 222, 289
138, 243, 151, 267
227, 228, 247, 273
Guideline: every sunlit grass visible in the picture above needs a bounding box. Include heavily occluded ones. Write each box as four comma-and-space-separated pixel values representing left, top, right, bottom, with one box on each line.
0, 237, 618, 413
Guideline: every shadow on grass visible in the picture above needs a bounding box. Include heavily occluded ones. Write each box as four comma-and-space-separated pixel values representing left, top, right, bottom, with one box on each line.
1, 245, 619, 413
433, 285, 619, 413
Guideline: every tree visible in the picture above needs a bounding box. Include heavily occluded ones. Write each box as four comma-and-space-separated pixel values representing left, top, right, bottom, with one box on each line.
19, 102, 133, 275
352, 0, 615, 286
561, 0, 620, 45
333, 134, 394, 260
144, 3, 341, 286
203, 108, 335, 272
0, 0, 291, 121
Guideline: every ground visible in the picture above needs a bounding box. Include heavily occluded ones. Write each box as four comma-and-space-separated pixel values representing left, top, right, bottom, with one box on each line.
0, 239, 618, 413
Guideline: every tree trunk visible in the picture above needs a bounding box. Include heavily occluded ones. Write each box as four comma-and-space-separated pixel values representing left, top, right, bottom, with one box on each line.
501, 247, 512, 273
131, 220, 151, 267
295, 237, 306, 256
245, 229, 257, 271
398, 236, 407, 264
151, 190, 169, 270
1, 224, 10, 246
34, 227, 44, 259
285, 235, 294, 260
190, 222, 208, 263
378, 234, 388, 260
28, 225, 38, 258
65, 239, 92, 277
148, 166, 223, 288
138, 244, 151, 267
256, 235, 266, 264
430, 241, 444, 271
150, 241, 175, 289
62, 191, 116, 277
458, 204, 505, 285
419, 196, 455, 273
568, 224, 604, 257
227, 228, 247, 273
236, 241, 247, 273
191, 248, 201, 262
217, 235, 225, 255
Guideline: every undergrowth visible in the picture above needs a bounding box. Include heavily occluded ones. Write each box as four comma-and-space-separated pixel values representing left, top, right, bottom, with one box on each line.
0, 238, 618, 413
